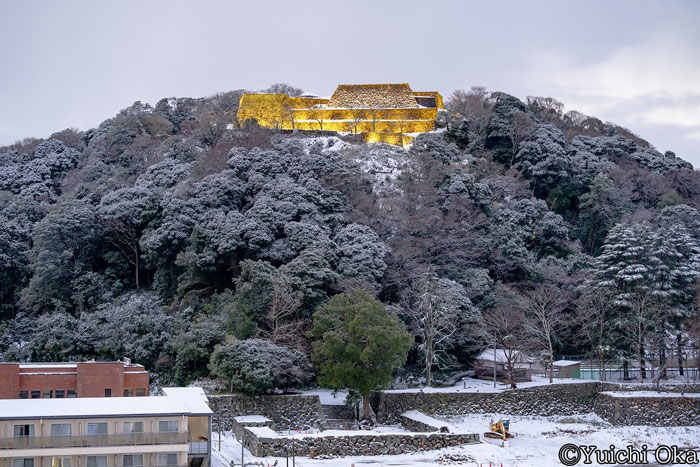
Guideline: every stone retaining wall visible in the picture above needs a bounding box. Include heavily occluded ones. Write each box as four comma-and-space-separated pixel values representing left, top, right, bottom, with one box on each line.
377, 382, 700, 427
400, 412, 450, 433
377, 383, 601, 424
231, 417, 274, 440
596, 393, 700, 426
243, 428, 480, 458
209, 394, 324, 431
601, 383, 700, 393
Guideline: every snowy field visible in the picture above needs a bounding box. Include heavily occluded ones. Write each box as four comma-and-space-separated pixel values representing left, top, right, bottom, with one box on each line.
211, 413, 700, 467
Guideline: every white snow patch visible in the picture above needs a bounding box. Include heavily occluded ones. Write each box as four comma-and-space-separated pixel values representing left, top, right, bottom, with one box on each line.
386, 375, 592, 394
233, 415, 272, 423
402, 410, 456, 432
602, 391, 700, 398
211, 414, 700, 467
301, 388, 348, 405
297, 136, 350, 153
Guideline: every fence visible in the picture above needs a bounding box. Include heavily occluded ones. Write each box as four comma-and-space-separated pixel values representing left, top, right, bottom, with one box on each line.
579, 367, 700, 381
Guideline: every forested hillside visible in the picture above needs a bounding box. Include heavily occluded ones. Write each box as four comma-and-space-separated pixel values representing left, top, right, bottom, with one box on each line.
2, 86, 699, 389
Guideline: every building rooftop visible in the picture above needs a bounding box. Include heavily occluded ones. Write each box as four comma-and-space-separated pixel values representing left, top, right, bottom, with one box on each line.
161, 387, 212, 415
475, 349, 535, 364
4, 360, 146, 369
553, 360, 581, 367
0, 388, 212, 420
328, 83, 420, 109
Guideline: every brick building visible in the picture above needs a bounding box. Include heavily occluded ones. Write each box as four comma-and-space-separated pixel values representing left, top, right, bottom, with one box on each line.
0, 360, 149, 400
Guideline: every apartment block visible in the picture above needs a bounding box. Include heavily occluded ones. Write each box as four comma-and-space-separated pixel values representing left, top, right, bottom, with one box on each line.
0, 360, 149, 399
0, 387, 212, 467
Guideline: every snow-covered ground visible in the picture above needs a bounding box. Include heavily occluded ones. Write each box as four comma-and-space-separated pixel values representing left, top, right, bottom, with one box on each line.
602, 390, 700, 398
211, 413, 700, 467
384, 375, 590, 394
300, 388, 349, 405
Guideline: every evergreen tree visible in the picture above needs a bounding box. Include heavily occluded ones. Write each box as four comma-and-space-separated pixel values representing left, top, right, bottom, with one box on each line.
310, 289, 412, 420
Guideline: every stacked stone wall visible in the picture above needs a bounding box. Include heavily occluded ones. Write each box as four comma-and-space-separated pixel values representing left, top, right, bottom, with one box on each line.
243, 428, 480, 458
208, 394, 323, 431
377, 382, 700, 427
377, 383, 601, 424
596, 393, 700, 426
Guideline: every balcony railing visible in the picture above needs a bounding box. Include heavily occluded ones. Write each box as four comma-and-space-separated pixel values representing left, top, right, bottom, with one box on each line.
187, 442, 208, 456
0, 432, 188, 450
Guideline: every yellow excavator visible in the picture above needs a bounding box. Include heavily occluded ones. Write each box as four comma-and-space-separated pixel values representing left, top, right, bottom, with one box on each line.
484, 419, 514, 440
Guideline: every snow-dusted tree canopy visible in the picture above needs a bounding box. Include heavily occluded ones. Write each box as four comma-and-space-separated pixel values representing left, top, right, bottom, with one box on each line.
2, 87, 700, 389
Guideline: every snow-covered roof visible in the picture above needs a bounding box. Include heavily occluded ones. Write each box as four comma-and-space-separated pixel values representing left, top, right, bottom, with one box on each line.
553, 360, 580, 367
475, 349, 534, 364
233, 415, 272, 423
0, 388, 212, 420
161, 387, 212, 415
5, 360, 145, 369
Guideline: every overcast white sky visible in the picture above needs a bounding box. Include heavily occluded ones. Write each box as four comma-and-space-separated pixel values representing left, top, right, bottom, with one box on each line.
1, 0, 699, 165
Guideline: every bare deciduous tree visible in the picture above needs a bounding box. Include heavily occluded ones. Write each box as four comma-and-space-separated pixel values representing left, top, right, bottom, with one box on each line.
521, 285, 569, 383
578, 284, 617, 381
258, 276, 306, 351
446, 86, 494, 132
369, 105, 391, 132
265, 82, 303, 97
404, 267, 463, 387
509, 110, 537, 166
483, 286, 527, 388
309, 108, 325, 131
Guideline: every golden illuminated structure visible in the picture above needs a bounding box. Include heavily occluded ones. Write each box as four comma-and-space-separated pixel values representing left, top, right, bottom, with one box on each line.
237, 83, 443, 147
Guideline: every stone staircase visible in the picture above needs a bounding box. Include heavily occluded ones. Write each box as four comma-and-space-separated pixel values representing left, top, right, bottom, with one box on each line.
321, 404, 356, 430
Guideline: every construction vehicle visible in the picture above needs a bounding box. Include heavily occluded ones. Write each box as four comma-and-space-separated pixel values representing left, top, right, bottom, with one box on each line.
484, 419, 514, 440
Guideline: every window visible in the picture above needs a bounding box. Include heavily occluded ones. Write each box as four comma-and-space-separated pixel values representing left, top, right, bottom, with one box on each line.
157, 453, 178, 467
50, 457, 70, 467
86, 457, 107, 467
158, 420, 178, 433
104, 389, 111, 397
135, 388, 146, 397
43, 390, 52, 398
123, 389, 133, 397
50, 424, 71, 436
13, 425, 34, 437
12, 459, 34, 467
55, 390, 65, 398
87, 423, 108, 436
18, 391, 28, 399
67, 390, 77, 398
30, 391, 40, 399
123, 422, 144, 434
123, 455, 143, 467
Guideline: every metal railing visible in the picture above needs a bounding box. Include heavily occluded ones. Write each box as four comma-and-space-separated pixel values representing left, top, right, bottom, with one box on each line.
188, 442, 208, 455
0, 432, 188, 450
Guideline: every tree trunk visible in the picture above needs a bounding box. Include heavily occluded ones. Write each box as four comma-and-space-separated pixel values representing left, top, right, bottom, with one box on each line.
601, 355, 606, 382
362, 395, 371, 420
425, 332, 434, 387
623, 359, 629, 380
134, 244, 140, 290
640, 341, 646, 382
425, 352, 432, 388
677, 333, 684, 377
660, 345, 667, 380
548, 343, 554, 383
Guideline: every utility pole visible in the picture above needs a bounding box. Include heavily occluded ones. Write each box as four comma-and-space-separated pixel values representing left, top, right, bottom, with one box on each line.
493, 345, 497, 388
218, 407, 222, 451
